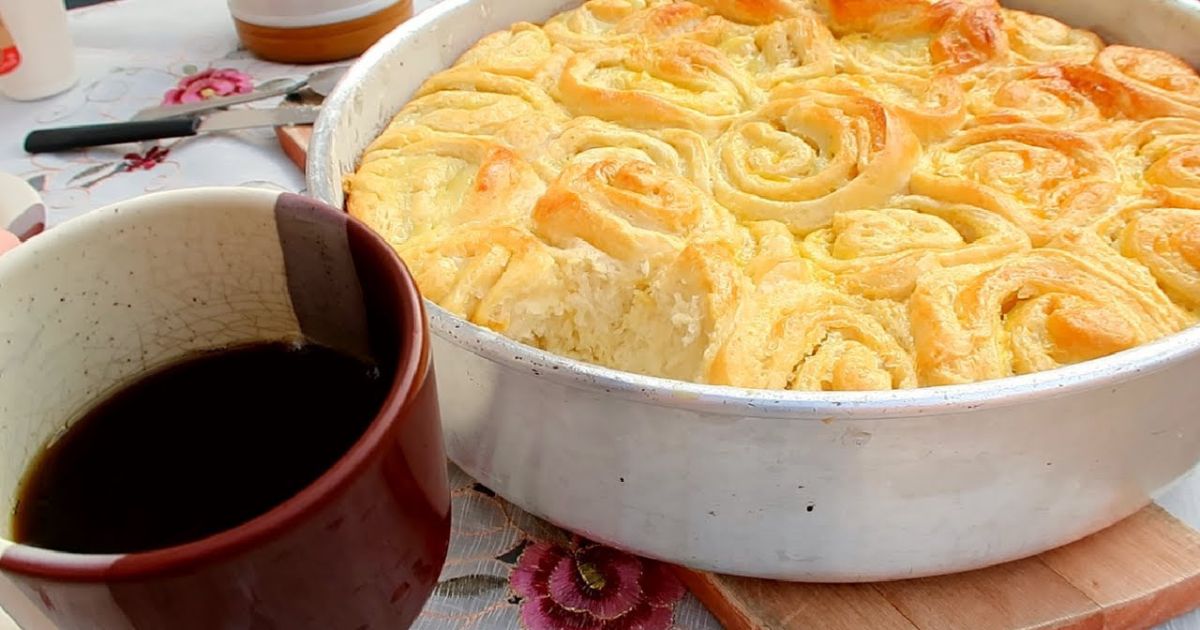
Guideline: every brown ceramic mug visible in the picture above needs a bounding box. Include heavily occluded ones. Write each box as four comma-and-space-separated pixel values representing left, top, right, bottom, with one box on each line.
0, 188, 450, 629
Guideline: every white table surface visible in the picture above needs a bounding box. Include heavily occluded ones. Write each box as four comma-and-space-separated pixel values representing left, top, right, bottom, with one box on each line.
0, 0, 1198, 628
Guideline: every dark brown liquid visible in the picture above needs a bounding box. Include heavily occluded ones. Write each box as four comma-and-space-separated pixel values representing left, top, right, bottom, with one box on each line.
12, 341, 391, 555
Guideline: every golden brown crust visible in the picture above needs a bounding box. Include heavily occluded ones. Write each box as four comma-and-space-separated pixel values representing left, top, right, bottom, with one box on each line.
712, 88, 921, 232
911, 123, 1117, 246
346, 0, 1200, 391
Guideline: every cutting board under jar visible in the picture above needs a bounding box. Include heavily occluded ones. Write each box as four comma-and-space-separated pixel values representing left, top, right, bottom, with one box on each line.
278, 123, 1200, 630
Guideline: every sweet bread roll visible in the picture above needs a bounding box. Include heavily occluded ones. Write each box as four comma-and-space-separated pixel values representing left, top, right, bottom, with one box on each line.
532, 157, 742, 267
394, 225, 558, 325
558, 39, 762, 137
911, 123, 1117, 245
374, 68, 569, 155
1115, 118, 1200, 208
544, 0, 707, 51
792, 72, 966, 141
799, 195, 1030, 299
712, 88, 920, 232
910, 242, 1191, 385
693, 12, 837, 87
1001, 9, 1102, 66
454, 23, 557, 80
614, 241, 745, 381
966, 66, 1109, 134
533, 117, 711, 192
708, 260, 917, 391
834, 0, 1008, 77
350, 0, 1200, 391
347, 130, 545, 249
690, 0, 812, 25
1093, 203, 1200, 310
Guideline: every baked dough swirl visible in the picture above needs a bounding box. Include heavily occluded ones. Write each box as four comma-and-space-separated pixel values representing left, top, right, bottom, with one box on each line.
911, 123, 1117, 245
799, 195, 1030, 299
350, 129, 546, 248
1001, 9, 1102, 66
966, 66, 1108, 133
1115, 118, 1200, 208
712, 88, 920, 232
708, 260, 917, 391
694, 13, 837, 87
833, 0, 1008, 77
910, 239, 1192, 385
793, 72, 966, 142
558, 39, 763, 137
534, 118, 712, 191
1093, 203, 1200, 310
543, 0, 707, 51
347, 0, 1200, 391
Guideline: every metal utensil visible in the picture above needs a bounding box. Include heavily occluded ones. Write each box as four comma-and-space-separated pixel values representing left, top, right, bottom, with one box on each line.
130, 77, 305, 121
25, 106, 321, 153
305, 65, 347, 98
131, 66, 347, 121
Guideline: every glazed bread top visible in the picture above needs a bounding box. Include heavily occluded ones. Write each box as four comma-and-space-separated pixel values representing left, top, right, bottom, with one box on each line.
346, 0, 1200, 391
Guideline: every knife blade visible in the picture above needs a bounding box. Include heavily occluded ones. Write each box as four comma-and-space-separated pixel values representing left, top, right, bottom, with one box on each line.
130, 77, 306, 121
24, 106, 321, 154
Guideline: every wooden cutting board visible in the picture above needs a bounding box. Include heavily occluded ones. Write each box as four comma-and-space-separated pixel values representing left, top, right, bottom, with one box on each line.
277, 123, 1200, 630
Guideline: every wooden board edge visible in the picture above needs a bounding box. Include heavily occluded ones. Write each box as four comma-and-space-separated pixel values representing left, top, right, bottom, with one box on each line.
672, 567, 761, 630
275, 125, 312, 174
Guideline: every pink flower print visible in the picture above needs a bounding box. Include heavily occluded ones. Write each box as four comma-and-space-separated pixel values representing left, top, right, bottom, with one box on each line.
123, 146, 169, 171
511, 541, 685, 630
161, 68, 253, 105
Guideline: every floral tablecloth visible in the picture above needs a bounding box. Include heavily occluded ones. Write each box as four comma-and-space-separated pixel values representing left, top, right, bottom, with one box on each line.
0, 0, 718, 628
4, 1, 1200, 629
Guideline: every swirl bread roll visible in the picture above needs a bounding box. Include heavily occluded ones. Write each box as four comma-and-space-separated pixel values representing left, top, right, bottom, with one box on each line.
690, 0, 813, 25
1064, 46, 1200, 121
708, 260, 917, 391
712, 88, 920, 233
558, 39, 762, 137
533, 117, 711, 192
692, 12, 837, 88
966, 66, 1109, 134
531, 156, 743, 267
346, 129, 545, 249
614, 241, 745, 381
799, 195, 1030, 300
1093, 203, 1200, 310
1093, 46, 1200, 119
1001, 9, 1102, 66
832, 0, 1008, 77
394, 225, 563, 330
791, 72, 966, 141
910, 241, 1192, 385
454, 23, 557, 80
371, 68, 569, 156
1115, 118, 1200, 208
544, 0, 706, 50
911, 123, 1117, 245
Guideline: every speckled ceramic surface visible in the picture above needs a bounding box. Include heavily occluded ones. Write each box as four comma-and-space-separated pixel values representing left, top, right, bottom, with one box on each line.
0, 187, 449, 630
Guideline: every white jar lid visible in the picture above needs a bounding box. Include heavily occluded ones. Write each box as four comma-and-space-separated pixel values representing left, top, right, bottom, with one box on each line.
227, 0, 399, 29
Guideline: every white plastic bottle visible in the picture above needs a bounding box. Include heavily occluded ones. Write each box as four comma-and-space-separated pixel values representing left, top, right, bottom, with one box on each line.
0, 0, 77, 101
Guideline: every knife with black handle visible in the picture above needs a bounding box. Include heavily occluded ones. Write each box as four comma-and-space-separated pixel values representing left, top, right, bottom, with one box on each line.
23, 106, 321, 154
25, 118, 203, 154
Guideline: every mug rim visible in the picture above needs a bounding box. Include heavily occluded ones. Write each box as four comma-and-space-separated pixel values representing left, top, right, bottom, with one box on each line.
0, 187, 430, 582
